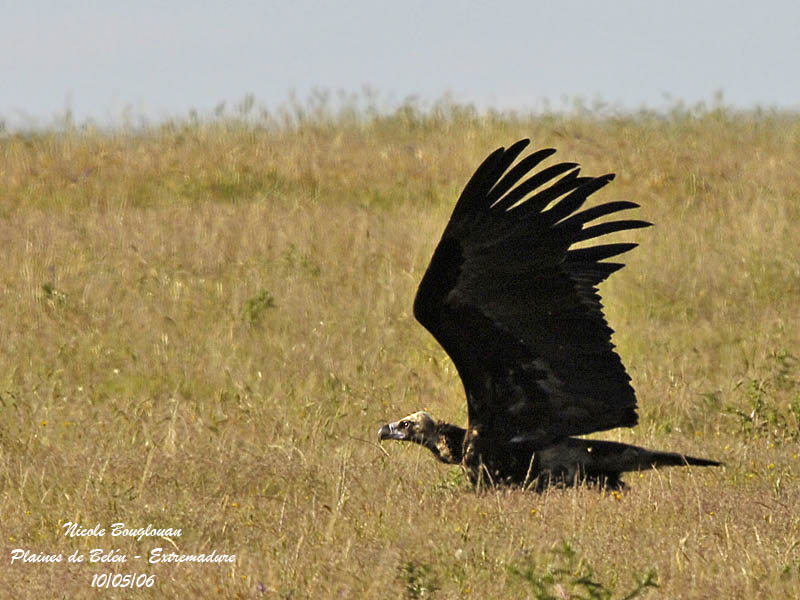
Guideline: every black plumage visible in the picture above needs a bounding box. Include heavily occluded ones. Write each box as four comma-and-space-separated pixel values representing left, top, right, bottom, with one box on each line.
378, 140, 720, 489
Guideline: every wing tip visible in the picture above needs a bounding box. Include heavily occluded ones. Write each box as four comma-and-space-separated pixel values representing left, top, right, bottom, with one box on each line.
508, 138, 531, 151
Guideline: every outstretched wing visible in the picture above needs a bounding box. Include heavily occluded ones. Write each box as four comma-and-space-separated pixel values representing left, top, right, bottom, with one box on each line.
414, 140, 651, 447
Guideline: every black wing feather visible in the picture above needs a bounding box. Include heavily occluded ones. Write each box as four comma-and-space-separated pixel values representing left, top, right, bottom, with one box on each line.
448, 140, 529, 228
492, 163, 580, 212
414, 140, 650, 447
556, 200, 641, 230
539, 174, 615, 226
487, 148, 557, 204
567, 242, 639, 263
571, 219, 652, 243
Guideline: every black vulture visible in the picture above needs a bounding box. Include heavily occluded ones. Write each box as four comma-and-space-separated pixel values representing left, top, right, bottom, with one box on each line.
378, 140, 720, 490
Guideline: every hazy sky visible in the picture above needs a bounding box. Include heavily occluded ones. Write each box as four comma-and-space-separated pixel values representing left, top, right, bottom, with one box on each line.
2, 1, 799, 128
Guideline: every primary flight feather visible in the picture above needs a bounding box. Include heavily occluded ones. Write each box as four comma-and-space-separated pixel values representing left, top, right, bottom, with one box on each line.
379, 140, 720, 489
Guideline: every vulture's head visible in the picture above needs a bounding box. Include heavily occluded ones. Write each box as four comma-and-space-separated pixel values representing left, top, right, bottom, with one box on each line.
378, 411, 465, 464
378, 411, 437, 447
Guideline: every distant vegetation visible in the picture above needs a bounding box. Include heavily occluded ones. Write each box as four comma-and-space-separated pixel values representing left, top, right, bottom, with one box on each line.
1, 98, 799, 598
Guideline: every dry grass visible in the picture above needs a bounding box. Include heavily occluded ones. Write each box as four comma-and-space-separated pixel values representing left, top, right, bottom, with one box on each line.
1, 102, 800, 598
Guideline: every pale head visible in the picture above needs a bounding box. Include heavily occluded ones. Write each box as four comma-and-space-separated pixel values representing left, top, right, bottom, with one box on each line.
377, 411, 437, 446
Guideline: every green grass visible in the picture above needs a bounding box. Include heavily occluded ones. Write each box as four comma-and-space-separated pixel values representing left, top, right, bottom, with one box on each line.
1, 100, 800, 598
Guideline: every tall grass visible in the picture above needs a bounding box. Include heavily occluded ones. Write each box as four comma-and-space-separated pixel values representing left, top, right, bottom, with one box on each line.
1, 100, 799, 598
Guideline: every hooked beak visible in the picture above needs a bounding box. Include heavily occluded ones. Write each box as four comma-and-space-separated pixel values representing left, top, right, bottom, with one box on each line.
378, 422, 402, 442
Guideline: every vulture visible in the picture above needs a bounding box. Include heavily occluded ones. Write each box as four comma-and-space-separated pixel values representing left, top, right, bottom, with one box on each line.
378, 139, 720, 490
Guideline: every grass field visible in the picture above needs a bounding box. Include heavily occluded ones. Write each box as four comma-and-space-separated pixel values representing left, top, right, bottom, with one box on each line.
2, 101, 800, 598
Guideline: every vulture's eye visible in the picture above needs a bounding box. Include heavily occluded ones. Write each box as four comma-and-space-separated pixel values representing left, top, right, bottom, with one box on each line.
399, 421, 410, 429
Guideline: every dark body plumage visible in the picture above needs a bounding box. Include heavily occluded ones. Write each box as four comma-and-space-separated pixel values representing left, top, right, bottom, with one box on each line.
378, 140, 720, 489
